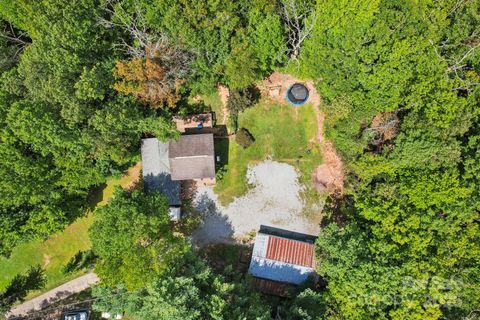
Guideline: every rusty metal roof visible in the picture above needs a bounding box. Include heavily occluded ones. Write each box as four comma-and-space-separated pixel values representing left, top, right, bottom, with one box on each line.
249, 233, 316, 285
266, 235, 315, 268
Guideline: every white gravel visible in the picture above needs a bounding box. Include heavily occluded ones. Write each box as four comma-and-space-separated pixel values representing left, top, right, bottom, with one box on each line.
192, 160, 320, 245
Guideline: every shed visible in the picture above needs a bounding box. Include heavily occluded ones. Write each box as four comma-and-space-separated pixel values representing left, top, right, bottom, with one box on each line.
249, 232, 316, 286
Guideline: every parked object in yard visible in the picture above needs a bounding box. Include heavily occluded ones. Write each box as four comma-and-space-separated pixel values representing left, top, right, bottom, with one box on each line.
101, 312, 123, 319
64, 309, 89, 320
286, 83, 309, 106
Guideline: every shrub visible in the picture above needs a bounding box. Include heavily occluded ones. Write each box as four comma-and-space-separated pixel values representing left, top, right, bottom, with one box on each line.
63, 250, 97, 274
235, 128, 255, 149
227, 86, 260, 115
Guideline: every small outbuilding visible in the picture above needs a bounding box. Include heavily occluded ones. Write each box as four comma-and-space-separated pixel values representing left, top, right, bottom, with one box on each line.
169, 133, 215, 182
248, 226, 317, 296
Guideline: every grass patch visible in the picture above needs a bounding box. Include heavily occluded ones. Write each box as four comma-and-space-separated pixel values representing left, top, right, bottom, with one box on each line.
201, 91, 224, 124
214, 100, 321, 205
0, 162, 141, 297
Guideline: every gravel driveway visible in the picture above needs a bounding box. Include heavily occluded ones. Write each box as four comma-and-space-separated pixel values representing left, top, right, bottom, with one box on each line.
192, 160, 321, 245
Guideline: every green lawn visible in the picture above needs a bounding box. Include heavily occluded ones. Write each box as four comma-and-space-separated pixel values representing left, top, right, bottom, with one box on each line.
214, 100, 321, 205
201, 91, 225, 124
0, 162, 141, 296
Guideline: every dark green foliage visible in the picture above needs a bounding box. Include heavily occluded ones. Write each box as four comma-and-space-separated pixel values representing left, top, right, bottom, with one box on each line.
63, 250, 97, 274
0, 0, 177, 255
0, 265, 45, 313
144, 0, 285, 92
293, 0, 480, 318
227, 86, 260, 131
89, 188, 188, 290
92, 253, 271, 320
227, 86, 260, 115
235, 128, 255, 149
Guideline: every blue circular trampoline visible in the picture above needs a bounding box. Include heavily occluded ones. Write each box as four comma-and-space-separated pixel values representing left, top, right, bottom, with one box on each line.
286, 83, 309, 106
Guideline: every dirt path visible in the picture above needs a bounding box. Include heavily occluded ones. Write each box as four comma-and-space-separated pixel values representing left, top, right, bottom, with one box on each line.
6, 273, 99, 318
260, 72, 344, 193
218, 85, 230, 125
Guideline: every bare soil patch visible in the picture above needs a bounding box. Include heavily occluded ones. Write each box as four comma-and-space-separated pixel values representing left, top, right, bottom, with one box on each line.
218, 84, 230, 125
43, 254, 51, 267
123, 162, 142, 191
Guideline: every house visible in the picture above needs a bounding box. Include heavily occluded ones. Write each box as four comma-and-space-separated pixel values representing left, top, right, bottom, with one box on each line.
248, 226, 317, 296
169, 133, 215, 184
141, 138, 182, 221
141, 121, 216, 220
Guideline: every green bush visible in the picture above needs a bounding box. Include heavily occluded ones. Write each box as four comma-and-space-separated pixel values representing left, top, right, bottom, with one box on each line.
227, 86, 260, 115
63, 250, 97, 274
235, 128, 255, 149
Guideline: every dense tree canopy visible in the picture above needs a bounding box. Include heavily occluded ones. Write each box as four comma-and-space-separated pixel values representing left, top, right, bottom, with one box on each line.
89, 189, 188, 290
92, 253, 270, 320
0, 0, 479, 319
294, 0, 480, 318
0, 0, 177, 255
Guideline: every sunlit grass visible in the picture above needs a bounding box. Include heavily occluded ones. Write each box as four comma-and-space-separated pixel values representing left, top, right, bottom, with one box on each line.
214, 100, 321, 205
0, 162, 141, 297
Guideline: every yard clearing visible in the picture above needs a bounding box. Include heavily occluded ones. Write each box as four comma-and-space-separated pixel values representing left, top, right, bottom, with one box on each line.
0, 162, 141, 298
214, 100, 321, 205
193, 160, 323, 245
260, 72, 345, 194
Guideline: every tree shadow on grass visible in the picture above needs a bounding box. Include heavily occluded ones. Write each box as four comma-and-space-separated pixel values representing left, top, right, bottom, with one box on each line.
214, 138, 229, 169
86, 183, 107, 212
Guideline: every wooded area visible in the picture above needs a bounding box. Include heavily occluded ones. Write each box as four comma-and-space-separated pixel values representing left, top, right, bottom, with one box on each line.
0, 0, 479, 319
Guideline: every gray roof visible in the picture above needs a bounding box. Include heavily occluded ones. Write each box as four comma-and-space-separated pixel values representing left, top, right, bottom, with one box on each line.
169, 134, 215, 180
141, 138, 181, 206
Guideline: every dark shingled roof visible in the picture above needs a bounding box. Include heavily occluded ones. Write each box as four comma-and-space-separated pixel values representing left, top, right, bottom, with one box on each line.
169, 134, 215, 180
141, 138, 181, 206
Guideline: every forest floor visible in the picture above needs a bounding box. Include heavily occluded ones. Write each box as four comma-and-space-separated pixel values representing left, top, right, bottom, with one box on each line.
0, 163, 141, 298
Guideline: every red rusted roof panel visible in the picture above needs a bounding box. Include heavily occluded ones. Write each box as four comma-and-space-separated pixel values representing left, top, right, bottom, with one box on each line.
265, 236, 315, 268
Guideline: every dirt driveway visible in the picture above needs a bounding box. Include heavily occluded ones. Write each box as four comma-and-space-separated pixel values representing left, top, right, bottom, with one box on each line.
192, 160, 323, 245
